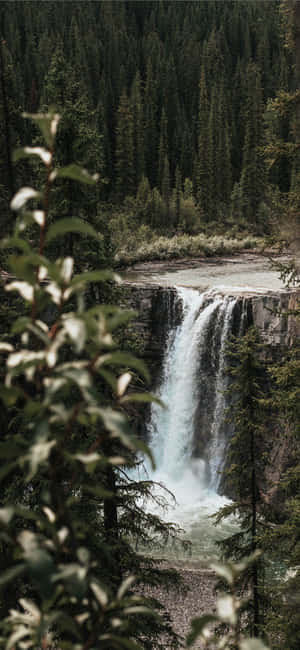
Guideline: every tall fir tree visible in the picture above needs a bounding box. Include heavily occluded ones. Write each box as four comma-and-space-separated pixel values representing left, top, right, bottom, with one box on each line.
216, 328, 268, 639
158, 107, 168, 192
115, 89, 134, 201
161, 154, 171, 228
130, 71, 145, 192
240, 63, 266, 230
195, 64, 210, 220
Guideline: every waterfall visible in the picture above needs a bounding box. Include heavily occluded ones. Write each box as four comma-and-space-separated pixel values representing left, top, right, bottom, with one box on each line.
147, 287, 238, 493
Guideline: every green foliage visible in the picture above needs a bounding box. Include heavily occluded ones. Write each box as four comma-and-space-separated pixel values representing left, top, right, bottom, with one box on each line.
186, 554, 270, 650
0, 111, 184, 649
262, 343, 300, 648
215, 328, 270, 639
114, 232, 260, 267
0, 0, 287, 234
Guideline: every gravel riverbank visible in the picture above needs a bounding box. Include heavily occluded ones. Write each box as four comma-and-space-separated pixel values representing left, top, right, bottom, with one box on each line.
141, 562, 217, 649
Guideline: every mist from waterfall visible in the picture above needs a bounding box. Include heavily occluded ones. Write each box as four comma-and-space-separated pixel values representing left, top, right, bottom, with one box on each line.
143, 287, 240, 560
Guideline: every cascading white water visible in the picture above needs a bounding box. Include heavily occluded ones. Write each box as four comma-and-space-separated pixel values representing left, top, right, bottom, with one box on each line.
208, 296, 237, 488
143, 287, 240, 560
148, 287, 237, 487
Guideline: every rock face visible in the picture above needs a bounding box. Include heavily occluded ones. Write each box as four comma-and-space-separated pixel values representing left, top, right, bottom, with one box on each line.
122, 283, 300, 503
123, 283, 300, 378
121, 283, 182, 378
251, 291, 300, 349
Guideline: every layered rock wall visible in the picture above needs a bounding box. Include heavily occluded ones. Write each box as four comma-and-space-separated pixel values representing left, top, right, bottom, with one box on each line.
122, 284, 300, 503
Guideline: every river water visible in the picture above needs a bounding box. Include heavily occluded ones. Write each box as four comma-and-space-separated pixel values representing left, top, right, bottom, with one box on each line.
125, 254, 287, 294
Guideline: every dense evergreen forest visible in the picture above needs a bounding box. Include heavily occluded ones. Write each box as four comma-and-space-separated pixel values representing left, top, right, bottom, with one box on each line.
0, 2, 300, 649
0, 0, 297, 252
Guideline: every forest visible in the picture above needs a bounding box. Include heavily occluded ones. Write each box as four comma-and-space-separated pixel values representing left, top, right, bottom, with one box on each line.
1, 0, 299, 265
0, 1, 299, 649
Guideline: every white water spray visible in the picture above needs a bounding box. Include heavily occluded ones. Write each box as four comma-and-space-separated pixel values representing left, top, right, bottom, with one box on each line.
144, 287, 239, 558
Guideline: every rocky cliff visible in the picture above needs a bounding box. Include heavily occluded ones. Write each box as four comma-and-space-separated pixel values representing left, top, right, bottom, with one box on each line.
123, 283, 300, 371
122, 283, 300, 504
251, 290, 300, 349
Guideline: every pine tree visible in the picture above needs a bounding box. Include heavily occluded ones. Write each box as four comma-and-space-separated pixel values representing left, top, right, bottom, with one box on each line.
161, 154, 171, 228
115, 89, 134, 201
195, 64, 210, 220
216, 328, 268, 639
174, 164, 182, 228
144, 60, 158, 188
240, 63, 266, 230
264, 343, 300, 648
130, 71, 145, 192
207, 86, 218, 221
158, 107, 168, 192
41, 46, 105, 267
0, 38, 14, 203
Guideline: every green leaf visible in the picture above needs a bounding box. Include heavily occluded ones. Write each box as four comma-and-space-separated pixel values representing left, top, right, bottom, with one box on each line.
74, 453, 100, 474
99, 636, 142, 650
1, 236, 31, 254
217, 594, 237, 625
0, 461, 17, 481
7, 626, 30, 649
26, 434, 56, 480
0, 441, 23, 459
55, 612, 82, 639
90, 581, 108, 607
22, 112, 60, 148
0, 564, 26, 587
0, 343, 14, 352
133, 438, 155, 468
0, 507, 14, 525
13, 146, 52, 166
186, 615, 218, 646
46, 218, 99, 244
96, 408, 134, 443
210, 562, 235, 585
53, 563, 87, 599
6, 281, 34, 302
11, 317, 31, 334
19, 531, 55, 598
117, 575, 136, 599
0, 386, 22, 406
10, 187, 40, 211
97, 352, 150, 383
121, 392, 164, 406
51, 163, 99, 185
97, 368, 117, 392
71, 269, 121, 287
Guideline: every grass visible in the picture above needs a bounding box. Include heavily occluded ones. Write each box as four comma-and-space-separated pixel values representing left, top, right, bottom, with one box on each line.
114, 232, 261, 267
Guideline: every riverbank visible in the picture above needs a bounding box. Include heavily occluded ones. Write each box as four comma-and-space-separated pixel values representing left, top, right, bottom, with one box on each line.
140, 561, 216, 649
115, 233, 261, 267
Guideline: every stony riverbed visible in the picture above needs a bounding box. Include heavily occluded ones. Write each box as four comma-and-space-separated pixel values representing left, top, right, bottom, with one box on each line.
140, 562, 217, 649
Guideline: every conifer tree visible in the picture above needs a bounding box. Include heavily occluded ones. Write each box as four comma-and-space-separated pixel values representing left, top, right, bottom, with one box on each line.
207, 86, 218, 221
158, 107, 168, 192
115, 89, 134, 201
216, 328, 268, 639
174, 165, 182, 228
195, 65, 210, 220
264, 343, 300, 649
130, 71, 144, 192
144, 60, 158, 188
240, 63, 265, 230
161, 154, 171, 228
